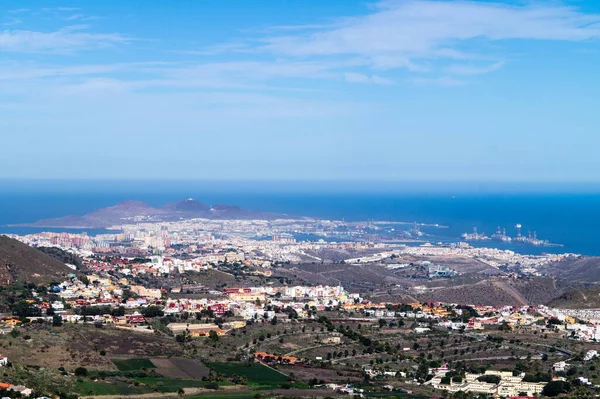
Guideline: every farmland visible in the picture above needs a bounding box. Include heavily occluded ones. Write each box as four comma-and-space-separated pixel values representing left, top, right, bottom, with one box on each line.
112, 358, 156, 371
75, 380, 151, 396
134, 377, 212, 392
150, 358, 211, 379
208, 362, 290, 383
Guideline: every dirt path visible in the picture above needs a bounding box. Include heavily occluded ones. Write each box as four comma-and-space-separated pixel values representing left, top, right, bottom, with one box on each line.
80, 385, 246, 399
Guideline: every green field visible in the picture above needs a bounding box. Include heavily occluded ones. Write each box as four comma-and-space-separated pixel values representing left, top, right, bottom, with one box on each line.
135, 377, 212, 392
111, 358, 156, 371
76, 380, 151, 396
208, 362, 289, 383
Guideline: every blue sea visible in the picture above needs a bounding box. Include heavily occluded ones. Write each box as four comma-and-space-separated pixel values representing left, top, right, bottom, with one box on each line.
1, 179, 599, 256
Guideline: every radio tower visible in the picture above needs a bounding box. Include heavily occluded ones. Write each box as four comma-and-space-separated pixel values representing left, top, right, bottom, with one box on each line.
515, 224, 522, 238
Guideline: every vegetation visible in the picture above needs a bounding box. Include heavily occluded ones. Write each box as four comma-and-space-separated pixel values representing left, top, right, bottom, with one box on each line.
208, 362, 289, 384
111, 358, 156, 371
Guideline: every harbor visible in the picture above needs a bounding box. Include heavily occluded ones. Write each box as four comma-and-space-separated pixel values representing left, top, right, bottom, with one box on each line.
462, 224, 563, 247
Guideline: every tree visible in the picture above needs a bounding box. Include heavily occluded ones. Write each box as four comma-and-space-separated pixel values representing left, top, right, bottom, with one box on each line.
270, 316, 278, 325
111, 306, 125, 317
477, 375, 501, 384
177, 388, 185, 397
52, 314, 63, 327
208, 330, 219, 342
74, 367, 88, 377
415, 361, 430, 383
12, 300, 41, 317
542, 380, 571, 397
379, 319, 387, 328
141, 305, 164, 318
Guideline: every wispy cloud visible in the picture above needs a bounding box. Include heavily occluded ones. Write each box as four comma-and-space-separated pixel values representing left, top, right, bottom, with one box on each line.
0, 27, 129, 53
259, 1, 600, 58
2, 18, 22, 27
64, 14, 98, 22
8, 8, 29, 14
344, 72, 394, 85
445, 61, 505, 75
42, 7, 81, 12
202, 0, 600, 81
410, 76, 466, 87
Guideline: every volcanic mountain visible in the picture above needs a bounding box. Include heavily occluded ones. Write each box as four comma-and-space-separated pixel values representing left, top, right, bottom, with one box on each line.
16, 198, 291, 228
161, 198, 210, 215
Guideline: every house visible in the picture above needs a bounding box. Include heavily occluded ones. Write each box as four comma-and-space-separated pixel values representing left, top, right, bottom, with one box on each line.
125, 313, 146, 324
585, 350, 598, 361
190, 328, 225, 338
553, 361, 570, 372
9, 385, 33, 397
0, 356, 7, 367
254, 352, 298, 365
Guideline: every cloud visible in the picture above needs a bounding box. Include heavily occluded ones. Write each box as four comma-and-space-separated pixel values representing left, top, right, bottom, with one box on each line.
445, 61, 505, 75
64, 14, 85, 21
190, 0, 599, 80
2, 18, 22, 27
410, 76, 466, 87
42, 7, 81, 12
8, 8, 29, 14
260, 1, 600, 59
0, 27, 129, 53
344, 72, 394, 85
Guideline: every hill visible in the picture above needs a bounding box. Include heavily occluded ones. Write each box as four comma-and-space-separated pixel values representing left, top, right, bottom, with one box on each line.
16, 198, 294, 228
161, 198, 210, 214
36, 246, 84, 269
409, 277, 566, 306
541, 256, 600, 283
0, 235, 75, 285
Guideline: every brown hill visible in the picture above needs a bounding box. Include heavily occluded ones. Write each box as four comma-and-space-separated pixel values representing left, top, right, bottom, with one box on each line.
410, 277, 566, 306
541, 256, 600, 283
0, 235, 75, 285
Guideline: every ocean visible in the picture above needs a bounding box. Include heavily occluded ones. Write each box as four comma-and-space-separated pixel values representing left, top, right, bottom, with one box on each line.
0, 180, 599, 256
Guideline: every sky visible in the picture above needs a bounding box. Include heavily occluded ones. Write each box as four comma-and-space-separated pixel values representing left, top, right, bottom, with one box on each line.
1, 0, 600, 182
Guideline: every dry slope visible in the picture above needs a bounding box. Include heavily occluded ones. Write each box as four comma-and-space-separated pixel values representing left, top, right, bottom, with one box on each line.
0, 235, 74, 285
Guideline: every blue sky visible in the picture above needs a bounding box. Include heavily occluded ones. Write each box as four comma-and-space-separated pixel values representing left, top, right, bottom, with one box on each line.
1, 0, 599, 181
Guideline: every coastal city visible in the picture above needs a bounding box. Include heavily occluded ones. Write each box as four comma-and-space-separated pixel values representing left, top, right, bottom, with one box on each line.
2, 0, 600, 398
0, 206, 595, 399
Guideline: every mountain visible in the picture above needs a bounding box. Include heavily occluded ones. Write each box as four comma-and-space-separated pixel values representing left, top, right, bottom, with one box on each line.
161, 198, 210, 215
23, 200, 167, 228
0, 235, 75, 284
15, 198, 293, 228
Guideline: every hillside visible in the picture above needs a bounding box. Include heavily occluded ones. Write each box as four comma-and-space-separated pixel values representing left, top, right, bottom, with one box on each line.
541, 256, 600, 282
547, 287, 600, 309
0, 235, 75, 284
409, 277, 566, 306
16, 198, 293, 228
